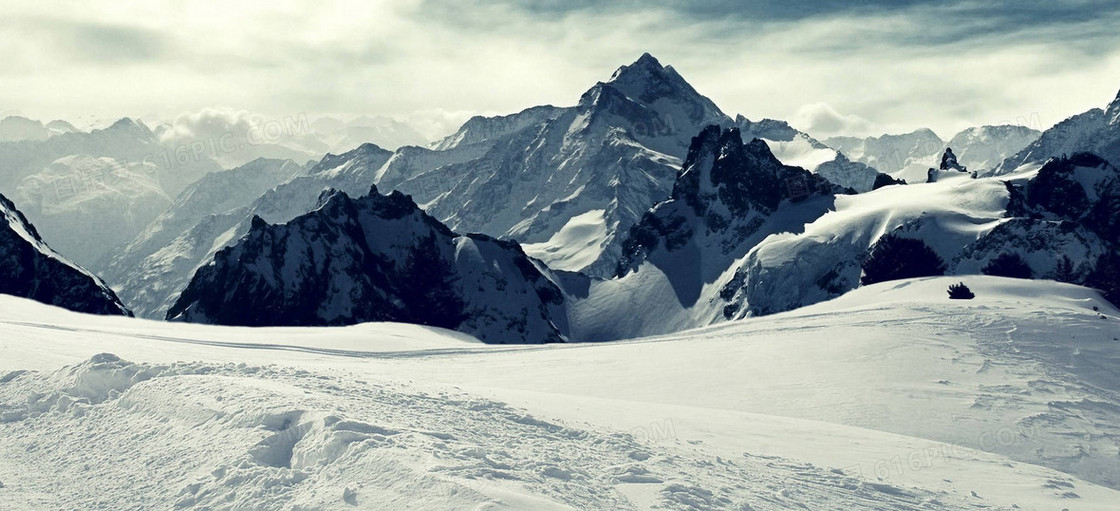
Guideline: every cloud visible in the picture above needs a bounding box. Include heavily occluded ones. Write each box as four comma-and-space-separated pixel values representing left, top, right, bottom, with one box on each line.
790, 103, 876, 138
1, 0, 1118, 142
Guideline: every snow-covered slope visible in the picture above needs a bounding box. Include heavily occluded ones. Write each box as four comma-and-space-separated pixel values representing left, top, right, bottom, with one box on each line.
168, 185, 567, 344
0, 192, 129, 316
555, 126, 847, 341
2, 277, 1120, 509
11, 155, 172, 268
431, 105, 567, 152
990, 89, 1120, 175
719, 153, 1120, 318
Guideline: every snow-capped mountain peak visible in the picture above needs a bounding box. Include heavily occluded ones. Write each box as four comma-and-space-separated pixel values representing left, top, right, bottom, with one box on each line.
1108, 88, 1120, 123
105, 117, 155, 140
168, 184, 568, 343
599, 53, 727, 133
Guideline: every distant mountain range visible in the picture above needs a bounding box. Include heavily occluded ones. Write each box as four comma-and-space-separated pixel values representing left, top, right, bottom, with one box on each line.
825, 125, 1041, 183
3, 54, 1117, 345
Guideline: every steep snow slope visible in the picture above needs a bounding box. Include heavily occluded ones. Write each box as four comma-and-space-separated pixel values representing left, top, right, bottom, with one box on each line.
990, 89, 1120, 175
0, 192, 130, 316
168, 186, 567, 344
12, 154, 172, 268
1, 278, 1119, 509
431, 105, 568, 152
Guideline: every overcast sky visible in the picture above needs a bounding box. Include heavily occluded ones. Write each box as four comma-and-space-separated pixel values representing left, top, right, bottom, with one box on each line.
2, 0, 1119, 140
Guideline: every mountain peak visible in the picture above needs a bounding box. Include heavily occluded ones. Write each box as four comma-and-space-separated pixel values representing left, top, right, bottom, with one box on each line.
607, 53, 678, 94
634, 52, 662, 68
1108, 88, 1120, 121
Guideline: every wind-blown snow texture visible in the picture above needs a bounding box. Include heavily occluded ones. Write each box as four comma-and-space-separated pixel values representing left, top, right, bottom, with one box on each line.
0, 192, 130, 316
3, 278, 1120, 509
167, 185, 567, 344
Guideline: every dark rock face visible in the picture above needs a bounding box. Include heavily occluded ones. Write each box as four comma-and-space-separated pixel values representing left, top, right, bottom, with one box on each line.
940, 148, 967, 172
167, 185, 567, 344
1025, 153, 1120, 244
860, 234, 947, 286
618, 125, 844, 274
985, 152, 1120, 304
872, 173, 906, 190
0, 192, 131, 316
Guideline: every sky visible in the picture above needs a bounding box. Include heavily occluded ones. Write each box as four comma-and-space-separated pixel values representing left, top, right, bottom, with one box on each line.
2, 0, 1119, 140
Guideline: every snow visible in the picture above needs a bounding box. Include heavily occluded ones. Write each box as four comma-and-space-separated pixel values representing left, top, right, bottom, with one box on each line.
3, 276, 1120, 509
522, 209, 609, 272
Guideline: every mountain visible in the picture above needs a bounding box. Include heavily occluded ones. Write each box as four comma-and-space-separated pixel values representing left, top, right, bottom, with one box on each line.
825, 129, 944, 182
96, 158, 308, 317
0, 191, 130, 316
381, 54, 881, 277
826, 125, 1043, 183
965, 153, 1120, 301
110, 54, 888, 317
11, 154, 172, 268
431, 106, 566, 151
553, 126, 847, 341
379, 53, 730, 277
946, 125, 1040, 171
0, 116, 51, 142
167, 185, 567, 344
714, 150, 1120, 318
618, 125, 845, 276
96, 158, 303, 298
989, 89, 1120, 175
0, 117, 221, 198
742, 116, 885, 192
102, 145, 414, 318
